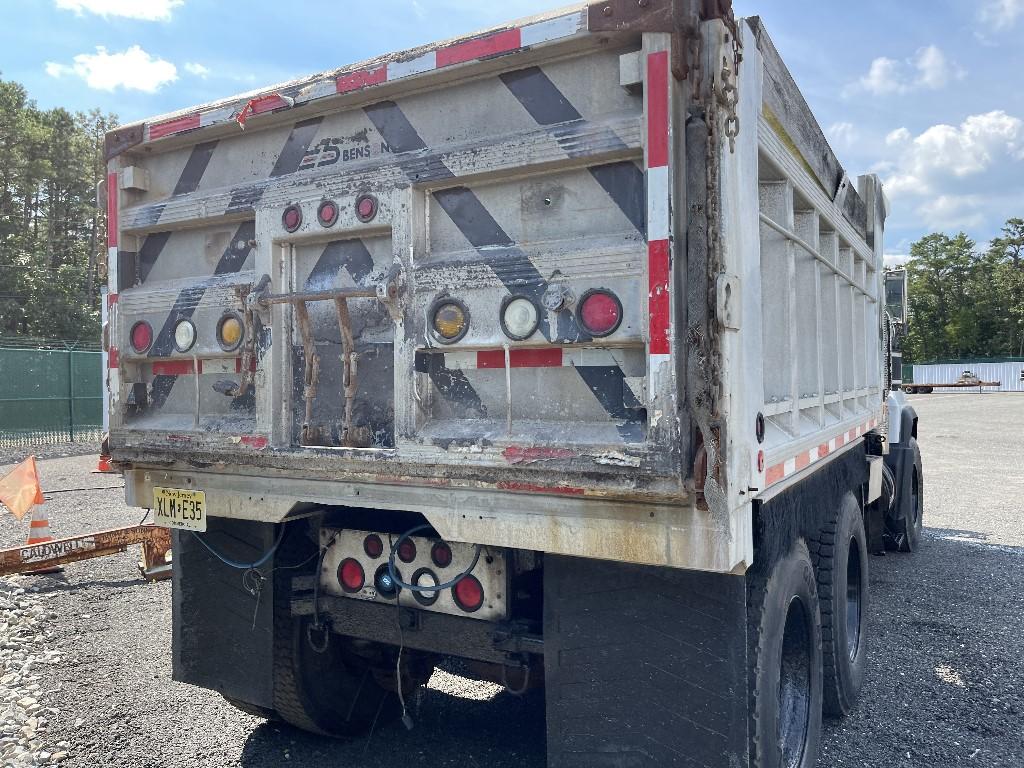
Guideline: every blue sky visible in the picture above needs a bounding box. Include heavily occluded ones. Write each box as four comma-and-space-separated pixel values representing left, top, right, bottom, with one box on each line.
3, 0, 1024, 260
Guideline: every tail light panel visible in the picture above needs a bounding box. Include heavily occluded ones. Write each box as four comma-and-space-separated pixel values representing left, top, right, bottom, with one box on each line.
320, 527, 507, 621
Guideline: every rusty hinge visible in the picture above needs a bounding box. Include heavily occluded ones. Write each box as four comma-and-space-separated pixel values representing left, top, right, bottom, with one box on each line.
587, 0, 738, 81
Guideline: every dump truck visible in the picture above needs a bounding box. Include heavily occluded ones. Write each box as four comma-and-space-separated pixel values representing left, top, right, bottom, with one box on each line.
101, 2, 925, 766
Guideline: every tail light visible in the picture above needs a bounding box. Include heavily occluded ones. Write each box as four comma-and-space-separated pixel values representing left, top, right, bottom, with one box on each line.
431, 299, 469, 343
282, 204, 302, 232
355, 194, 378, 223
397, 538, 417, 564
338, 558, 365, 593
577, 289, 622, 337
363, 534, 383, 559
453, 574, 484, 613
317, 200, 338, 227
430, 541, 453, 568
130, 321, 153, 353
501, 296, 540, 340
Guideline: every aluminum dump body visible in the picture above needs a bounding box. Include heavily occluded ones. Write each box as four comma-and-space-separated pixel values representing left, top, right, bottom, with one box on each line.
104, 4, 885, 573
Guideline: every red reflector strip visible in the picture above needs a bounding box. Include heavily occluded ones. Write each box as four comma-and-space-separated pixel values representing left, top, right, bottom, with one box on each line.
149, 113, 201, 139
246, 93, 291, 116
152, 360, 195, 375
337, 64, 388, 93
240, 435, 268, 449
149, 358, 252, 375
436, 28, 521, 67
502, 446, 576, 464
648, 239, 670, 356
107, 292, 118, 308
108, 347, 119, 369
646, 51, 670, 169
477, 348, 563, 369
106, 172, 119, 248
763, 417, 880, 489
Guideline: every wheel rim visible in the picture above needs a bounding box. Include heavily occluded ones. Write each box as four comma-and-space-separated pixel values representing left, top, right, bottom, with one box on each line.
845, 538, 863, 661
779, 595, 811, 768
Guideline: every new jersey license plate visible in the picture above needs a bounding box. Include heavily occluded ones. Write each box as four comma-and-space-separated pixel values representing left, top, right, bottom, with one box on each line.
153, 487, 207, 532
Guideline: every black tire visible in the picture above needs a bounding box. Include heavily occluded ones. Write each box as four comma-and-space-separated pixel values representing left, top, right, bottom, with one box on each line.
903, 385, 916, 394
895, 439, 924, 552
749, 539, 823, 768
921, 387, 934, 395
223, 696, 279, 721
809, 493, 868, 718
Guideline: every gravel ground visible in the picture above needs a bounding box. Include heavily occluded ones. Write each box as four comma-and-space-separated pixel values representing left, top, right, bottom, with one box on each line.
0, 393, 1022, 767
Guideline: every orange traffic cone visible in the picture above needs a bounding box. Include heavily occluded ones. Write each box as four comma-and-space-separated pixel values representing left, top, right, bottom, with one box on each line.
25, 507, 62, 575
96, 455, 112, 473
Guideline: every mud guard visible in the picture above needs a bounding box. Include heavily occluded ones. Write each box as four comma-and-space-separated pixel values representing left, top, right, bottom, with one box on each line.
172, 520, 277, 710
544, 556, 749, 768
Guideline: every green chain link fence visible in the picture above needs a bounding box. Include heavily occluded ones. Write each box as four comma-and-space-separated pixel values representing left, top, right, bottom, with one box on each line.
0, 337, 103, 449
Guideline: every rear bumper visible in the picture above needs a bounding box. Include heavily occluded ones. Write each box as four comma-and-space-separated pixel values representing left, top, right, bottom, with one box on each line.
125, 464, 753, 573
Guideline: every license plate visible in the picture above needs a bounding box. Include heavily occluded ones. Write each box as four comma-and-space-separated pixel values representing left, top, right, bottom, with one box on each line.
153, 487, 207, 532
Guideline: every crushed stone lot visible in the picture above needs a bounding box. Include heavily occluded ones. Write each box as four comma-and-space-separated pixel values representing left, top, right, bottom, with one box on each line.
1, 394, 1022, 767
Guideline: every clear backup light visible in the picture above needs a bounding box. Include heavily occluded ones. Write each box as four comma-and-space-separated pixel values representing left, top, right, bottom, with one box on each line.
501, 296, 540, 340
412, 568, 440, 606
173, 319, 197, 352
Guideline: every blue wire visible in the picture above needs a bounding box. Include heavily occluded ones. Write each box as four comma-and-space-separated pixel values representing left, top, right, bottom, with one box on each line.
190, 522, 287, 570
386, 524, 482, 593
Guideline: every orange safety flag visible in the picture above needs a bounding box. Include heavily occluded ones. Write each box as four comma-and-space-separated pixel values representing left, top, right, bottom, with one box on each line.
0, 456, 46, 521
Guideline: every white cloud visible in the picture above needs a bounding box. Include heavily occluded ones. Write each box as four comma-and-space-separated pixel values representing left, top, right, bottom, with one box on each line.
979, 0, 1023, 30
184, 62, 209, 78
45, 46, 178, 92
55, 0, 183, 21
849, 45, 963, 97
881, 111, 1024, 231
828, 121, 858, 147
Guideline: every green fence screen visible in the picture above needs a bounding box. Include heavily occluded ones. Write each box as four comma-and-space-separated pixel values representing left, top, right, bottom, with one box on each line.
0, 345, 103, 448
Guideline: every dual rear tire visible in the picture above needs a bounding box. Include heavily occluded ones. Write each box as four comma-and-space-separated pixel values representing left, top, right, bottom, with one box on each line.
750, 494, 869, 767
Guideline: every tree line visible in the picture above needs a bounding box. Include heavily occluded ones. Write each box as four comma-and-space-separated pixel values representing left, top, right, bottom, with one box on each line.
903, 219, 1024, 363
0, 74, 116, 342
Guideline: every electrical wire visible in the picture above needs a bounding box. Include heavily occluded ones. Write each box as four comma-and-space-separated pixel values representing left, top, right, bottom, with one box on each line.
385, 524, 482, 593
189, 521, 287, 570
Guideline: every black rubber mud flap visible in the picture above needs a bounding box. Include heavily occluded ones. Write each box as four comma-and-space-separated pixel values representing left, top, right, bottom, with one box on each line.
544, 556, 749, 768
172, 520, 278, 711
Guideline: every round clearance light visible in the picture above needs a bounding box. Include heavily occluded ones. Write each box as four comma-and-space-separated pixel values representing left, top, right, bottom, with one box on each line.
431, 541, 453, 569
216, 313, 244, 352
577, 289, 623, 337
338, 558, 365, 593
374, 564, 401, 599
431, 299, 469, 344
173, 319, 197, 353
412, 568, 440, 606
317, 199, 338, 227
130, 321, 153, 354
355, 194, 378, 223
453, 574, 484, 613
363, 533, 384, 559
282, 204, 303, 233
501, 296, 540, 341
397, 538, 417, 564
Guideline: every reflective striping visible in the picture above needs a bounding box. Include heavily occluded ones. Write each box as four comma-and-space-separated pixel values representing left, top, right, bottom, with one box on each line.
136, 231, 172, 284
433, 347, 634, 371
106, 172, 118, 248
108, 347, 119, 369
477, 348, 563, 369
645, 51, 671, 365
337, 65, 387, 94
171, 141, 218, 196
149, 113, 200, 140
436, 29, 521, 68
764, 417, 880, 488
139, 11, 587, 142
150, 357, 253, 376
305, 239, 375, 289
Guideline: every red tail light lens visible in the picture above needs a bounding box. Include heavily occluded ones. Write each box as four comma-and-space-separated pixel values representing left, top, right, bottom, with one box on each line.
453, 575, 484, 613
355, 194, 378, 222
578, 289, 622, 337
317, 200, 338, 227
282, 204, 302, 232
363, 534, 383, 559
431, 541, 453, 568
338, 558, 365, 593
397, 539, 417, 564
130, 321, 153, 353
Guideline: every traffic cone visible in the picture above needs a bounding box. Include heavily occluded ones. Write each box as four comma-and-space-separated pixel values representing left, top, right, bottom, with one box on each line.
96, 455, 112, 473
24, 508, 62, 575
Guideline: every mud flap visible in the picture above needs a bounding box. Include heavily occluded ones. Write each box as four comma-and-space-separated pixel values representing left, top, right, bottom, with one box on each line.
544, 556, 749, 768
172, 520, 277, 709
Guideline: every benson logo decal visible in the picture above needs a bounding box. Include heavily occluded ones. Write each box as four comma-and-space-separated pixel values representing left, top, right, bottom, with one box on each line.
299, 138, 392, 171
